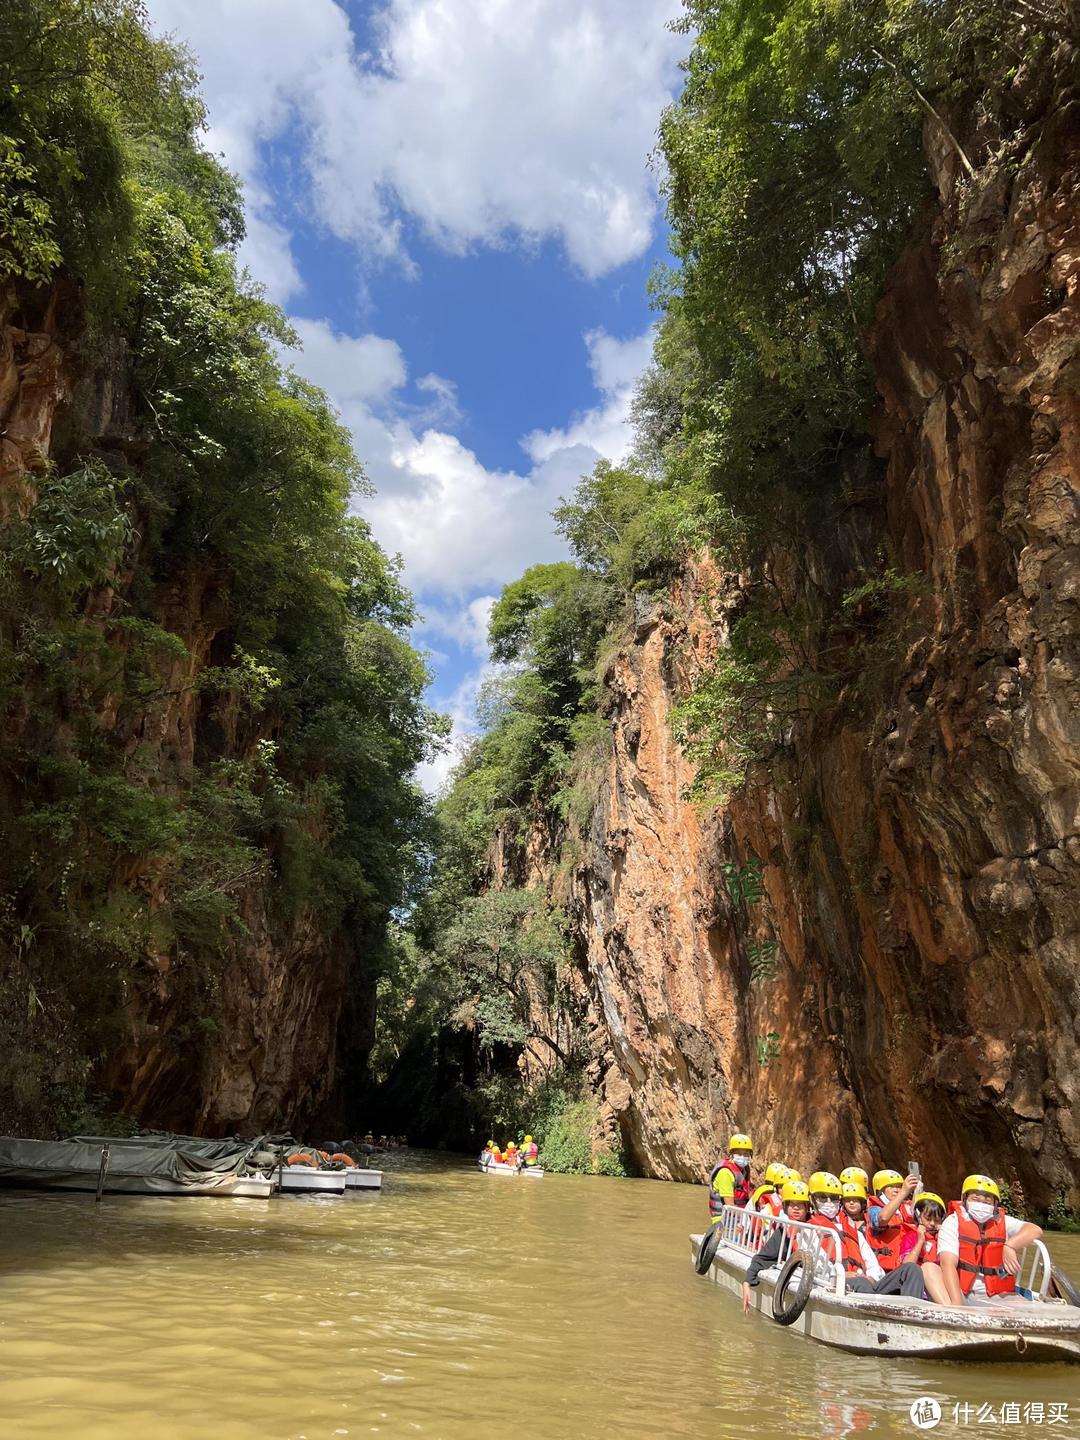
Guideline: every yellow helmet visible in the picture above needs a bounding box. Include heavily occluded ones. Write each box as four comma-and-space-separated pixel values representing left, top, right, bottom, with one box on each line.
839, 1166, 868, 1187
961, 1174, 1001, 1201
506, 1140, 517, 1147
487, 1139, 495, 1147
524, 1136, 532, 1143
872, 1168, 904, 1194
841, 1180, 867, 1201
785, 1168, 802, 1183
728, 1132, 753, 1152
780, 1178, 810, 1204
808, 1170, 842, 1197
913, 1190, 945, 1215
764, 1162, 788, 1186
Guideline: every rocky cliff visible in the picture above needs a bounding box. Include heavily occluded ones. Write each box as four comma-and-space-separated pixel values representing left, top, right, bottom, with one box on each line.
511, 76, 1080, 1207
0, 280, 361, 1137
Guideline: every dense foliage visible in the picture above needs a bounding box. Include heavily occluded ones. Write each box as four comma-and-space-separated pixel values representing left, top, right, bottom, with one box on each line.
0, 1, 443, 1131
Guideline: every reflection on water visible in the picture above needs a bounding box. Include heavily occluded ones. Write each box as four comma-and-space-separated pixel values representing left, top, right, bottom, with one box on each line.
0, 1153, 1076, 1439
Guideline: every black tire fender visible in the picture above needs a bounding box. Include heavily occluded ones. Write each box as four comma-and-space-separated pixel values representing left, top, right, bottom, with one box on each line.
1049, 1265, 1080, 1308
695, 1225, 723, 1275
772, 1252, 814, 1326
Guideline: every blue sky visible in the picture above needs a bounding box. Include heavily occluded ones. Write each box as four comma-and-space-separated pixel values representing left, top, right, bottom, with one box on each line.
146, 0, 686, 787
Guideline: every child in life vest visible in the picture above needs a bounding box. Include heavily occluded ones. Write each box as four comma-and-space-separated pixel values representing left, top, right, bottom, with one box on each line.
900, 1191, 952, 1304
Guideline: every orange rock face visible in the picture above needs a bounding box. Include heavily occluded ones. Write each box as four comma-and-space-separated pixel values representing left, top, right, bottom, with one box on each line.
513, 94, 1080, 1206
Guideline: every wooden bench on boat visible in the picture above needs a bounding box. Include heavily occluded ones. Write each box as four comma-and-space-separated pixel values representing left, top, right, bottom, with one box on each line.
691, 1205, 1080, 1362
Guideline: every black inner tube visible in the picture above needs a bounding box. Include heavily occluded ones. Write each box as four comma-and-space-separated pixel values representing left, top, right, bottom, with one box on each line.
1049, 1265, 1080, 1308
695, 1226, 723, 1275
772, 1252, 814, 1326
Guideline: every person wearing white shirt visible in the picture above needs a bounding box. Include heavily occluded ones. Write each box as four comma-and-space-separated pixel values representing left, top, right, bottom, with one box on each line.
937, 1174, 1043, 1305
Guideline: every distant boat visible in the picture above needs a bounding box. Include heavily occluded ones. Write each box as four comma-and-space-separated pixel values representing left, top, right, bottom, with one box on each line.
478, 1158, 544, 1178
0, 1137, 272, 1198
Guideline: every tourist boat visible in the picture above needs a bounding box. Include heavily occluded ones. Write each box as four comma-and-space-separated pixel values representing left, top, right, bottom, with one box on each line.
478, 1158, 544, 1178
691, 1208, 1080, 1361
343, 1167, 382, 1190
277, 1164, 346, 1194
0, 1137, 273, 1198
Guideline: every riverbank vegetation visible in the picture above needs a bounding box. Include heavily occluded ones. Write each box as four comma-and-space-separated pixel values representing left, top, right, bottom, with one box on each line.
0, 0, 442, 1133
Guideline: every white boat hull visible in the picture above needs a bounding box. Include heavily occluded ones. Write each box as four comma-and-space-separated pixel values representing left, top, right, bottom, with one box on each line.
343, 1168, 382, 1190
228, 1176, 274, 1198
691, 1232, 1080, 1362
278, 1167, 346, 1194
478, 1160, 544, 1178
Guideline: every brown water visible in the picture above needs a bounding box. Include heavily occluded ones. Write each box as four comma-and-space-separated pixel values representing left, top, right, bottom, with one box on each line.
0, 1152, 1077, 1439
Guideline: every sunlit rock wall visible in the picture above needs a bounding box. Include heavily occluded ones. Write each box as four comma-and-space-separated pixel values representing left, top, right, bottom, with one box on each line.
516, 67, 1080, 1208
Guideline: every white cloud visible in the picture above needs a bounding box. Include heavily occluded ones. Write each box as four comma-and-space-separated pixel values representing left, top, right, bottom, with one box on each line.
273, 319, 653, 596
147, 0, 684, 278
522, 326, 653, 465
414, 659, 496, 795
240, 205, 304, 304
419, 595, 498, 656
290, 318, 407, 404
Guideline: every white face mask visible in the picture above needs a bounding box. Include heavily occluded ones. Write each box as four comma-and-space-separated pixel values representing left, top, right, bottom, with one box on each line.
731, 1153, 750, 1169
816, 1199, 840, 1218
966, 1199, 995, 1224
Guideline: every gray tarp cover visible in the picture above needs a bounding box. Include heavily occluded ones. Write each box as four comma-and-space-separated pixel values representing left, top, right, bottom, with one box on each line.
72, 1133, 256, 1165
0, 1137, 254, 1193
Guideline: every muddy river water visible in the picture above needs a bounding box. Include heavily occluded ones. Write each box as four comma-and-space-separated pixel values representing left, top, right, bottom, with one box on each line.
0, 1152, 1077, 1439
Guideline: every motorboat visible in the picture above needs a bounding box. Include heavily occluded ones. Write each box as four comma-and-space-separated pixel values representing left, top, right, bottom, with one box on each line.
276, 1164, 346, 1194
691, 1206, 1080, 1361
343, 1167, 382, 1190
0, 1137, 272, 1198
478, 1157, 544, 1178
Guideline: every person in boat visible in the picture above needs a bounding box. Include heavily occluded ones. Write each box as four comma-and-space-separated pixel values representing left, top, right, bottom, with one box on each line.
866, 1168, 918, 1271
750, 1162, 789, 1216
522, 1135, 539, 1166
840, 1177, 869, 1236
902, 1190, 944, 1264
708, 1132, 754, 1221
840, 1165, 869, 1194
898, 1189, 953, 1304
741, 1177, 811, 1312
504, 1141, 520, 1169
936, 1175, 1043, 1306
489, 1142, 503, 1165
809, 1172, 926, 1297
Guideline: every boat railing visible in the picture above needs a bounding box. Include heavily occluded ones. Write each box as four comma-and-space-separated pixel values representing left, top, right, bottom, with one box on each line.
1021, 1239, 1055, 1300
718, 1206, 847, 1298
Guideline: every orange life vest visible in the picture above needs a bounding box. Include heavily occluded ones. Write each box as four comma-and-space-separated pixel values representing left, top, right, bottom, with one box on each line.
955, 1212, 1015, 1297
866, 1196, 915, 1272
810, 1214, 866, 1275
708, 1159, 751, 1215
756, 1190, 783, 1217
918, 1232, 939, 1265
